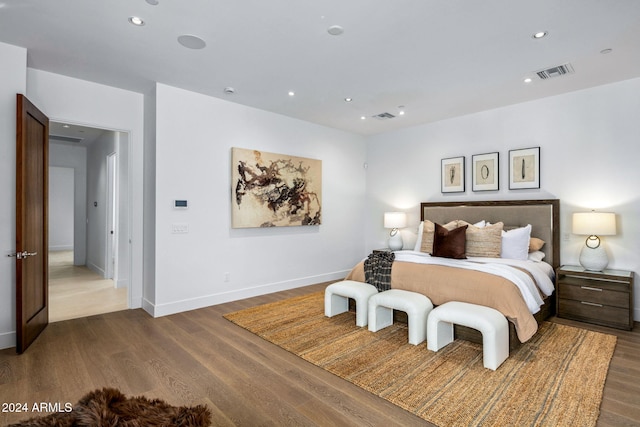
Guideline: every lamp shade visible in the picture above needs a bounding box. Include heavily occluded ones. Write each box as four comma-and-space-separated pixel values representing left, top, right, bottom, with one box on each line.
572, 212, 616, 236
384, 212, 407, 229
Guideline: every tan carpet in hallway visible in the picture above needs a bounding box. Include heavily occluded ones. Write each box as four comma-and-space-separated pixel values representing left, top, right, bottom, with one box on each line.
49, 250, 127, 322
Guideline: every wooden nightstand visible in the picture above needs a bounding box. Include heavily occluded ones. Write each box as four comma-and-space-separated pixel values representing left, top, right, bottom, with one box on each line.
556, 265, 634, 330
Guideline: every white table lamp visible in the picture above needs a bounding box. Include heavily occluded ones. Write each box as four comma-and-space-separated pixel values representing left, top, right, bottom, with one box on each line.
384, 212, 407, 251
572, 211, 616, 271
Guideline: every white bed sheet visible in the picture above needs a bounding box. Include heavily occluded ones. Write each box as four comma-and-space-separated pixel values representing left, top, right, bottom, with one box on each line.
392, 250, 555, 314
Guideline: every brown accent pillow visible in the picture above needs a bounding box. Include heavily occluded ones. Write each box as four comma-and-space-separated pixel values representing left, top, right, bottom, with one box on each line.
458, 221, 503, 258
529, 237, 545, 252
433, 223, 468, 259
420, 220, 457, 254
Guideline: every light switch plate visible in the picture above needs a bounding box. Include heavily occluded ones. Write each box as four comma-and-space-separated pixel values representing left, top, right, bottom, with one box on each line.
172, 223, 189, 234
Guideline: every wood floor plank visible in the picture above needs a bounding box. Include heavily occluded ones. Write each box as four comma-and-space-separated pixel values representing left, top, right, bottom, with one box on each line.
0, 283, 638, 426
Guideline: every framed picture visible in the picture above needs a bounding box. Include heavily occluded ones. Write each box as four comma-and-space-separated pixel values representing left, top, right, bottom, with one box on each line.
231, 147, 322, 228
472, 152, 499, 191
509, 147, 540, 189
441, 156, 465, 193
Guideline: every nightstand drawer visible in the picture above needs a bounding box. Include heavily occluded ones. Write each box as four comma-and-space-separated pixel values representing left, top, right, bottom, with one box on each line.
558, 275, 629, 293
558, 299, 630, 327
558, 283, 629, 308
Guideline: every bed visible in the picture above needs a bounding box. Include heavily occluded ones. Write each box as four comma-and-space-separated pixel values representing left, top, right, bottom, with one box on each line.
345, 199, 560, 350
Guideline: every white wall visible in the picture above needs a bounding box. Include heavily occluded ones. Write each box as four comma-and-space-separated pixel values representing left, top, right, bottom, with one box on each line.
116, 133, 130, 289
26, 69, 144, 311
0, 42, 27, 349
148, 83, 367, 316
49, 143, 87, 264
143, 87, 157, 306
85, 131, 117, 276
365, 77, 640, 320
49, 166, 75, 251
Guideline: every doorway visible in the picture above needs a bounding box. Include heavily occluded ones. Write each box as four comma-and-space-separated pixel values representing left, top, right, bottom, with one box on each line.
48, 122, 129, 322
106, 152, 118, 281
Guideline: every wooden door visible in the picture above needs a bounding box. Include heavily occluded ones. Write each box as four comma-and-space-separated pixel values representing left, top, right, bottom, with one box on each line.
15, 94, 49, 354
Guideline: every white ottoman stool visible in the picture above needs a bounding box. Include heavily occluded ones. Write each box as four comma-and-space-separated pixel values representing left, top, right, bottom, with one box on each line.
325, 280, 378, 327
368, 289, 433, 345
427, 301, 509, 370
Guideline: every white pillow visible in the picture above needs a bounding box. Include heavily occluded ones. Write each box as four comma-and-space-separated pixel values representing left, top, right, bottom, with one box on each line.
528, 250, 546, 262
501, 224, 531, 260
414, 220, 485, 252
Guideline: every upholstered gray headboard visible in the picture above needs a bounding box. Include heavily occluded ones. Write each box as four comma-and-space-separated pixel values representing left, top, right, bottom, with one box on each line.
420, 199, 560, 269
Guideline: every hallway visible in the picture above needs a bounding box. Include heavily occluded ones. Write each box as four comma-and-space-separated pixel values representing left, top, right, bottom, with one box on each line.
49, 250, 127, 322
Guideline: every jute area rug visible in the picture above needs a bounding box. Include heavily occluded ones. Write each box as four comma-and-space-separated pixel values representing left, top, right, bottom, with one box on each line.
224, 291, 617, 427
10, 387, 211, 427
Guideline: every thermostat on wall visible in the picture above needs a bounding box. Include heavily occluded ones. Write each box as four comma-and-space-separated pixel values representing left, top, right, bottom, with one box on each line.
174, 200, 188, 209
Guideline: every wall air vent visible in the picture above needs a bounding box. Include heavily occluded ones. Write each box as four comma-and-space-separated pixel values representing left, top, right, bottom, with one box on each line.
372, 112, 396, 120
536, 63, 575, 80
49, 134, 84, 143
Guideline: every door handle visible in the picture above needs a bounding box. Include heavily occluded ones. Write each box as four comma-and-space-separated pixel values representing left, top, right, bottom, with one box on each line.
7, 251, 38, 259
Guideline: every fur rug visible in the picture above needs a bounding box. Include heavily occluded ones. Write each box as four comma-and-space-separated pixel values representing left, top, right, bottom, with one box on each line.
10, 388, 211, 426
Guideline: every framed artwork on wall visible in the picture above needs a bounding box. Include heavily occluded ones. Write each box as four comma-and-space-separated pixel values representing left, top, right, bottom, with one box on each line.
231, 147, 322, 228
509, 147, 540, 189
472, 152, 499, 191
441, 156, 465, 193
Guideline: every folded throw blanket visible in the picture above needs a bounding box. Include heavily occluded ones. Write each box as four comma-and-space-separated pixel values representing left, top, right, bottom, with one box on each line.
364, 250, 395, 292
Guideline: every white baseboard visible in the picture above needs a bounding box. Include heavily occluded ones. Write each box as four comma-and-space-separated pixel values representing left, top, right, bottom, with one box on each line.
141, 297, 155, 316
0, 331, 16, 350
148, 270, 349, 318
86, 262, 105, 277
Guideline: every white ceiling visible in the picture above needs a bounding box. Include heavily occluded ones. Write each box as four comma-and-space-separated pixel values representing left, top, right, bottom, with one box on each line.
49, 122, 109, 147
1, 0, 639, 136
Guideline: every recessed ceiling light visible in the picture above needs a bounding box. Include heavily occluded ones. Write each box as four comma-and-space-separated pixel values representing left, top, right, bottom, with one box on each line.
524, 77, 533, 83
600, 48, 613, 54
327, 25, 344, 36
288, 91, 295, 96
360, 116, 366, 120
532, 31, 548, 39
344, 97, 353, 102
145, 0, 159, 5
128, 16, 145, 26
223, 87, 235, 95
177, 34, 206, 49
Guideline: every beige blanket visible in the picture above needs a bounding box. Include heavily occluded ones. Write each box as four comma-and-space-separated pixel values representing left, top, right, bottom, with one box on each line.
346, 261, 539, 342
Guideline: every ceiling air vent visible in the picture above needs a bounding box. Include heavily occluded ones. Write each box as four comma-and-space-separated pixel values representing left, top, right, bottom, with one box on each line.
49, 134, 84, 143
372, 112, 396, 120
536, 63, 575, 80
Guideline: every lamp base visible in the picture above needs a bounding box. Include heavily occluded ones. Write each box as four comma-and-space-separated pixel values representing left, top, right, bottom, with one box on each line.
579, 244, 609, 271
388, 230, 403, 251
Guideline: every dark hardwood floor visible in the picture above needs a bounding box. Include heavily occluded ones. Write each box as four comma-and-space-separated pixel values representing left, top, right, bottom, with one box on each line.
0, 283, 638, 426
